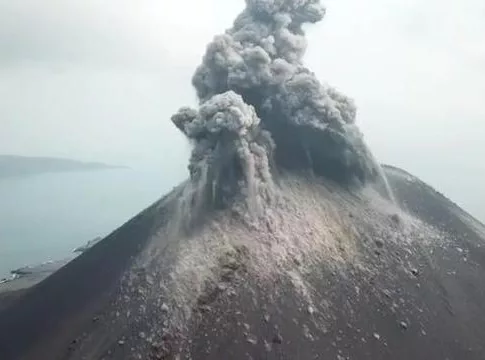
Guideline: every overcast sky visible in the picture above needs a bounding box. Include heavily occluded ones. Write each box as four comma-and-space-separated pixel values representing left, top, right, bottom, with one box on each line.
0, 0, 484, 221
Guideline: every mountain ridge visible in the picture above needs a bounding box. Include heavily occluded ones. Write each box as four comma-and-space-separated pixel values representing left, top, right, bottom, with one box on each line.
0, 155, 126, 179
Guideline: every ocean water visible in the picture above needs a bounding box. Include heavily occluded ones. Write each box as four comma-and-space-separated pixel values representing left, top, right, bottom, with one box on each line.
0, 168, 183, 278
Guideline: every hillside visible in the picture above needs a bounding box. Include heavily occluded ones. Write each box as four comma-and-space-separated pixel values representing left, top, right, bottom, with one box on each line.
0, 166, 484, 359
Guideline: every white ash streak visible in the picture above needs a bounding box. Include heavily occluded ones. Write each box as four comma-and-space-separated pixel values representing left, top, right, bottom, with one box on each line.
171, 91, 274, 214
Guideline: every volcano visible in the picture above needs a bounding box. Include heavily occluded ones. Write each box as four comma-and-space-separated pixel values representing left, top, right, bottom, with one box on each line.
1, 1, 484, 359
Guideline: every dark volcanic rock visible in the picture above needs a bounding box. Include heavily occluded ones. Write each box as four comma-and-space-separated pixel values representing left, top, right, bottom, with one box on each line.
0, 167, 484, 360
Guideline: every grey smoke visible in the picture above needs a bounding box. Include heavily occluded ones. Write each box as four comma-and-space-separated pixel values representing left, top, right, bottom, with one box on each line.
172, 91, 274, 210
172, 0, 381, 209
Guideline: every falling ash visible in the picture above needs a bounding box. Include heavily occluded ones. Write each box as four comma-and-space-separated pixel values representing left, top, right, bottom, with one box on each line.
171, 0, 388, 218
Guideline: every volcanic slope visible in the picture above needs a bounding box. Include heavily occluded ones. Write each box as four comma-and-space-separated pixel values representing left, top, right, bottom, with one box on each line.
0, 166, 484, 360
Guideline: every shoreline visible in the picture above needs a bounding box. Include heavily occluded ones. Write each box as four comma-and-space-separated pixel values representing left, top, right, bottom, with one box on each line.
0, 237, 103, 296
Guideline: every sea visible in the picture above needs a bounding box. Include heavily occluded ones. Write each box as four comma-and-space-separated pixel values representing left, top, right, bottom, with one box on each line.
0, 168, 184, 278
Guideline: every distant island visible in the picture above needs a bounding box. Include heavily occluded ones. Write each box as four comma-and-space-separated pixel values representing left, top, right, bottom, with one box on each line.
0, 155, 125, 179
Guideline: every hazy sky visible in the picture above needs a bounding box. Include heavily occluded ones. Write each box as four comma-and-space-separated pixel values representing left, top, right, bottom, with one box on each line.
0, 0, 484, 221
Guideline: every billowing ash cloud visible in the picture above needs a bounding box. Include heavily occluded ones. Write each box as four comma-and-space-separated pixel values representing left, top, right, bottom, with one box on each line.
172, 0, 380, 210
171, 91, 274, 210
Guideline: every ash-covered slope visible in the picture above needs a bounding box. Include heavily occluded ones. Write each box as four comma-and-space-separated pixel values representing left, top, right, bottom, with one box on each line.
1, 1, 485, 359
1, 169, 485, 360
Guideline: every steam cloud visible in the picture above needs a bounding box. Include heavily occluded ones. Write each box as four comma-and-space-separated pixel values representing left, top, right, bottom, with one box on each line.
172, 0, 380, 210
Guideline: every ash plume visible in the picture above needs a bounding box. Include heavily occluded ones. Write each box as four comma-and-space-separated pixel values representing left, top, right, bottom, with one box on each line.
172, 0, 381, 211
171, 91, 274, 211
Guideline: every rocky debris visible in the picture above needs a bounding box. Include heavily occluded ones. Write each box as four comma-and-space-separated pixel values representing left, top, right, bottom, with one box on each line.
218, 246, 249, 282
373, 333, 381, 340
198, 305, 211, 313
150, 341, 172, 360
375, 239, 384, 248
246, 334, 258, 345
399, 321, 409, 330
303, 324, 314, 341
264, 340, 272, 352
197, 282, 224, 308
67, 338, 79, 353
272, 334, 283, 344
390, 214, 401, 225
374, 239, 384, 249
